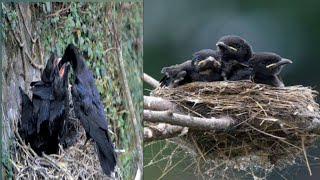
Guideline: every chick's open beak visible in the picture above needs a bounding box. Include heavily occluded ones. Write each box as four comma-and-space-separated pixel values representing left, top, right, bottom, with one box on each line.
266, 58, 293, 69
216, 42, 237, 52
59, 63, 66, 78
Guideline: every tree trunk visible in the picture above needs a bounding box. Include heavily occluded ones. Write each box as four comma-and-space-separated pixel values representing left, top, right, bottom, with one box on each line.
2, 3, 44, 177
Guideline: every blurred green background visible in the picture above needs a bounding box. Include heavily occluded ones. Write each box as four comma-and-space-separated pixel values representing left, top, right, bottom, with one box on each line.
144, 0, 320, 179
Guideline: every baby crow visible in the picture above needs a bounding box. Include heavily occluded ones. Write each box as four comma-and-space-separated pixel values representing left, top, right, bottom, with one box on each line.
160, 50, 222, 87
216, 35, 253, 81
30, 52, 59, 101
160, 60, 194, 87
18, 87, 37, 147
28, 54, 56, 155
191, 49, 223, 82
59, 44, 116, 176
30, 53, 56, 134
23, 53, 70, 155
248, 52, 292, 87
216, 35, 252, 63
47, 60, 70, 154
192, 49, 217, 62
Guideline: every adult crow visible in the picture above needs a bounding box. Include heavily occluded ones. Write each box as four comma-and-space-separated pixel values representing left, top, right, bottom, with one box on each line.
216, 35, 253, 81
248, 52, 292, 87
59, 44, 116, 176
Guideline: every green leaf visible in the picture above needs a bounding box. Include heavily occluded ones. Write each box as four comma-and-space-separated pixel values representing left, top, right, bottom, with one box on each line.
79, 37, 84, 45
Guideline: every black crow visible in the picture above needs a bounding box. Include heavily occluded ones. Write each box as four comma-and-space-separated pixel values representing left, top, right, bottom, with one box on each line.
59, 44, 116, 176
25, 53, 70, 155
216, 35, 253, 81
27, 54, 56, 155
191, 49, 223, 82
248, 52, 292, 87
160, 50, 222, 87
216, 35, 252, 63
47, 60, 70, 153
160, 60, 193, 87
18, 87, 36, 146
192, 49, 217, 62
30, 53, 56, 134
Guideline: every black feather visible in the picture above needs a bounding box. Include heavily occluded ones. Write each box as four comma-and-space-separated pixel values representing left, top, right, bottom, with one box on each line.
60, 44, 116, 176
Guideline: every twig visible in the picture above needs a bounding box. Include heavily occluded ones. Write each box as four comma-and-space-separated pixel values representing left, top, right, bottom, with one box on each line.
144, 96, 176, 111
248, 124, 302, 150
144, 109, 235, 131
104, 47, 117, 54
143, 73, 159, 88
45, 3, 71, 17
144, 124, 185, 142
190, 136, 207, 162
24, 48, 44, 70
18, 3, 38, 44
301, 136, 312, 176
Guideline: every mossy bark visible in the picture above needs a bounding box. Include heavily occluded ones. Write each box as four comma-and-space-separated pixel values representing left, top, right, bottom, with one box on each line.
2, 3, 43, 178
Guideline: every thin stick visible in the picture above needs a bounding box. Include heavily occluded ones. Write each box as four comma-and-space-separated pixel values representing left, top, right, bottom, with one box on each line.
301, 136, 312, 176
143, 73, 159, 88
144, 109, 235, 131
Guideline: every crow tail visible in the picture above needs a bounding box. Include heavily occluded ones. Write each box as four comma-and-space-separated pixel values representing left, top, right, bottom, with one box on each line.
96, 142, 117, 176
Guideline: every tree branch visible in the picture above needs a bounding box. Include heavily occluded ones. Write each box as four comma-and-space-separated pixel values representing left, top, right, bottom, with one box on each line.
144, 124, 185, 142
143, 75, 236, 141
144, 109, 235, 131
143, 73, 159, 88
144, 94, 236, 141
144, 96, 176, 111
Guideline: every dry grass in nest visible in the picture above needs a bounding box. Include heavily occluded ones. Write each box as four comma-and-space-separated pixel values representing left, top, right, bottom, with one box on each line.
151, 81, 320, 172
10, 116, 119, 180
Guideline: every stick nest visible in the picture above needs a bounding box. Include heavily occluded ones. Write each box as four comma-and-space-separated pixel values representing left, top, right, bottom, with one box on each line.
151, 81, 320, 171
10, 100, 119, 179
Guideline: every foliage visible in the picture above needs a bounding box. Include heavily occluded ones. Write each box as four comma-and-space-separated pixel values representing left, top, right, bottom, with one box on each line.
1, 140, 13, 180
2, 2, 142, 179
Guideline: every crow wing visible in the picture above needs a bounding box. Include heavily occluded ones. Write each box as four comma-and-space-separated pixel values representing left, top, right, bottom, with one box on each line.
71, 81, 116, 173
30, 82, 54, 100
18, 87, 35, 138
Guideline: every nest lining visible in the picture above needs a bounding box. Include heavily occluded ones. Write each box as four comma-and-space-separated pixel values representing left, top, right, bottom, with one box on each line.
151, 81, 320, 170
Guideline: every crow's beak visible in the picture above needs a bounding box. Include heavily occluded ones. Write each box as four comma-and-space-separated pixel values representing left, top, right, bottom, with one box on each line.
197, 60, 207, 68
198, 56, 215, 65
59, 63, 66, 78
58, 55, 68, 69
198, 56, 221, 68
266, 58, 293, 69
216, 42, 237, 52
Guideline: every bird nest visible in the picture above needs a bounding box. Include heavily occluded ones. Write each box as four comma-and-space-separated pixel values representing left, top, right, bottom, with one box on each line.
9, 105, 119, 180
151, 81, 320, 172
